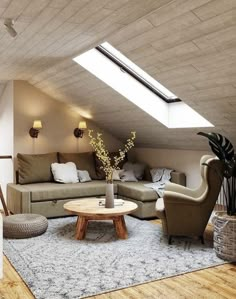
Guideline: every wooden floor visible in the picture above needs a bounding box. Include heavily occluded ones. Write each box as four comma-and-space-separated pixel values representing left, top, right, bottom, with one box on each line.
1, 221, 236, 299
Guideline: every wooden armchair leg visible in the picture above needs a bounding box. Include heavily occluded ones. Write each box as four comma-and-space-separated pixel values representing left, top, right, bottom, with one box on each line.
168, 235, 172, 245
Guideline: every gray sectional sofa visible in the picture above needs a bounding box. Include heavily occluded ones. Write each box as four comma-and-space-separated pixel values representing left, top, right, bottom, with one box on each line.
7, 152, 186, 219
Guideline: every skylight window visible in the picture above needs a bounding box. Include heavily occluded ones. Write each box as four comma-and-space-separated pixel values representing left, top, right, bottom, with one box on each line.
95, 43, 180, 103
73, 42, 213, 128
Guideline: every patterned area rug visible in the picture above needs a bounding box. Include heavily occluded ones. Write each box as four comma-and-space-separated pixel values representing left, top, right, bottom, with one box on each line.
4, 216, 225, 299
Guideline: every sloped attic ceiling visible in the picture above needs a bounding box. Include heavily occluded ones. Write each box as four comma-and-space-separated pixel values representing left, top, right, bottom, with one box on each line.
0, 81, 7, 97
0, 0, 236, 150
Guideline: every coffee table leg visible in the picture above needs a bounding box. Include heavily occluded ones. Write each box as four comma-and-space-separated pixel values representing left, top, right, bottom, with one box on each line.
76, 216, 88, 240
113, 216, 128, 239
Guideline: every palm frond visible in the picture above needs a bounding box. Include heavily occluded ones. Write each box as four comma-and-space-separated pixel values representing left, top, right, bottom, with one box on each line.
197, 132, 234, 161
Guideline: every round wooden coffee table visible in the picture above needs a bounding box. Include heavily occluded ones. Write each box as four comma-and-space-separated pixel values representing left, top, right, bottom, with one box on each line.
64, 198, 138, 240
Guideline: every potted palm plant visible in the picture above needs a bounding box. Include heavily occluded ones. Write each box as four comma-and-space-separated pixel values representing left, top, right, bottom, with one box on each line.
198, 132, 236, 261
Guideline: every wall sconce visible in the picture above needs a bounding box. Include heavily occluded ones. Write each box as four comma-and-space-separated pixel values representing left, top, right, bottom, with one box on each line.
29, 120, 42, 138
74, 121, 87, 138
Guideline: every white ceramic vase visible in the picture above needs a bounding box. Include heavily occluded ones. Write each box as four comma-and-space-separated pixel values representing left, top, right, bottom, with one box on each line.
105, 183, 114, 208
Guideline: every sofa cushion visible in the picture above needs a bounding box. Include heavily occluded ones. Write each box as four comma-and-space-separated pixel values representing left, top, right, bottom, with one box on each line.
122, 162, 146, 180
143, 166, 152, 181
117, 181, 158, 202
22, 181, 118, 202
58, 152, 98, 179
17, 152, 58, 184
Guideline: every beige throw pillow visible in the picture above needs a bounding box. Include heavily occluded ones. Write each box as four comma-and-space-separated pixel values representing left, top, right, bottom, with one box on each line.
112, 169, 124, 181
122, 162, 146, 180
58, 152, 98, 179
51, 162, 79, 183
120, 170, 138, 182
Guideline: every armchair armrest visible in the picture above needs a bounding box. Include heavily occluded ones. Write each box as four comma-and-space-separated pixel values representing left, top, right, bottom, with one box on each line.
165, 181, 197, 197
164, 190, 204, 205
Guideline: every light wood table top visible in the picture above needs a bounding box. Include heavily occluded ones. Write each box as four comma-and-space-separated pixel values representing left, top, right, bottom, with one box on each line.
64, 198, 138, 217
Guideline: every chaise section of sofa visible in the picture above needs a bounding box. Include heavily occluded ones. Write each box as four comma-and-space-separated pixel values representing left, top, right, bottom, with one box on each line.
116, 171, 186, 218
7, 152, 186, 219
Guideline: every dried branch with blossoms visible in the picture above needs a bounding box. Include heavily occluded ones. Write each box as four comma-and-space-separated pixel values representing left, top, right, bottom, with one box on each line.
88, 130, 136, 183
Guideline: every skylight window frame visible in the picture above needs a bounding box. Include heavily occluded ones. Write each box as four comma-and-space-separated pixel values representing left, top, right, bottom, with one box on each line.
95, 44, 181, 104
73, 42, 214, 129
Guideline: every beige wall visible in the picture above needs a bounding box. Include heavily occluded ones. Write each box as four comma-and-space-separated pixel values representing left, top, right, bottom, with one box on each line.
0, 80, 214, 195
132, 148, 212, 188
13, 81, 123, 156
0, 81, 14, 198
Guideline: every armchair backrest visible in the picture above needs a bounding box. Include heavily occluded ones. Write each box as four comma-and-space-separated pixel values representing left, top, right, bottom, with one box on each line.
195, 155, 222, 199
200, 155, 224, 216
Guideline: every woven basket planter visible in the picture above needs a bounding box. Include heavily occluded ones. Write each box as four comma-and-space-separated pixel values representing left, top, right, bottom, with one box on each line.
213, 211, 236, 261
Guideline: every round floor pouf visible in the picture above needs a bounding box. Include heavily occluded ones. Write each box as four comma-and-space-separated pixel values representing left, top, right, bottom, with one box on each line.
3, 214, 48, 239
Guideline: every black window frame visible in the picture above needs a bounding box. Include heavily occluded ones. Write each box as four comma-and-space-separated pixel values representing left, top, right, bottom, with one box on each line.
95, 44, 181, 104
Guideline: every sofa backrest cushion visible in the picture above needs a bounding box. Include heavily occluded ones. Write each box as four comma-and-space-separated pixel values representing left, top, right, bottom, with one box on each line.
94, 152, 128, 179
143, 166, 152, 181
58, 152, 98, 179
17, 152, 58, 184
122, 162, 146, 180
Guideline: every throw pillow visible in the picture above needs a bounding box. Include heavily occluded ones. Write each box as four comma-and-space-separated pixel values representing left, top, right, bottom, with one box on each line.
122, 162, 146, 180
112, 169, 125, 181
150, 168, 173, 183
51, 162, 79, 183
77, 170, 92, 183
120, 170, 138, 182
58, 152, 98, 179
17, 152, 58, 184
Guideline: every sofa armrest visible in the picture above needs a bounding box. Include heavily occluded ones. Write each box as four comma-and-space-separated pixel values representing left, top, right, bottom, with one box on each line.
170, 171, 186, 186
7, 183, 31, 214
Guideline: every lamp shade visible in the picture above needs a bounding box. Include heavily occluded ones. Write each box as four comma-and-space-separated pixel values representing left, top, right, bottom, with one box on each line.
33, 120, 42, 129
78, 121, 87, 129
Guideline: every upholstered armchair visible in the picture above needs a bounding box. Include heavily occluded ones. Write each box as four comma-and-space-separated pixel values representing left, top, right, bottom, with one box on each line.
156, 155, 224, 244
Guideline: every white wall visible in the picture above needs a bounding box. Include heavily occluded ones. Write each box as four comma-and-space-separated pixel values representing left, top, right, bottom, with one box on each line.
132, 147, 212, 188
0, 81, 14, 198
13, 81, 123, 156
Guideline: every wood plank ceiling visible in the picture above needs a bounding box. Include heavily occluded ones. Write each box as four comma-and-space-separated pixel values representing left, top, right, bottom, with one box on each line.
0, 0, 236, 149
